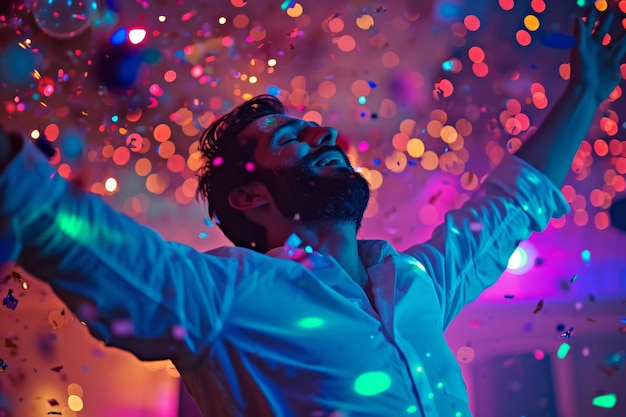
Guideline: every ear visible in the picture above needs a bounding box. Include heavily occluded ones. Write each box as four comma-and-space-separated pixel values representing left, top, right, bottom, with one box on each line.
227, 182, 270, 211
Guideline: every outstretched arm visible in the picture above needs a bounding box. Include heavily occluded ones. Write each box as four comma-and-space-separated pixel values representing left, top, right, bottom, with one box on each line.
0, 131, 235, 363
516, 8, 626, 187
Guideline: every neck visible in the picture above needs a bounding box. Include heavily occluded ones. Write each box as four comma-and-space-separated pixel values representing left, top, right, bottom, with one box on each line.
277, 222, 369, 287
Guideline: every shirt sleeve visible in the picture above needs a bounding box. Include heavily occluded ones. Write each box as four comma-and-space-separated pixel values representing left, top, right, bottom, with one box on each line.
0, 139, 236, 363
403, 153, 570, 329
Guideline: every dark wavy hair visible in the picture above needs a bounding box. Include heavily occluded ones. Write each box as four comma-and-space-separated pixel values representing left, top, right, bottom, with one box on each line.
196, 95, 286, 252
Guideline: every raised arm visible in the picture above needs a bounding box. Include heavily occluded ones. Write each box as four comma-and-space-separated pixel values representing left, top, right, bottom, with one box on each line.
404, 9, 625, 328
0, 130, 235, 363
515, 7, 626, 187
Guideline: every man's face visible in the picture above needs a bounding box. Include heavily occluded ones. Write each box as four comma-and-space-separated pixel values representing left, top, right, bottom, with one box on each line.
240, 114, 370, 229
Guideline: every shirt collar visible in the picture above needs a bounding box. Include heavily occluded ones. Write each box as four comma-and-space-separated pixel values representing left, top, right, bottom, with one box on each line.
265, 239, 397, 270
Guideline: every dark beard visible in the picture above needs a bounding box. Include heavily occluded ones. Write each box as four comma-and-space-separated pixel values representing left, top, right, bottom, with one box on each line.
254, 145, 370, 230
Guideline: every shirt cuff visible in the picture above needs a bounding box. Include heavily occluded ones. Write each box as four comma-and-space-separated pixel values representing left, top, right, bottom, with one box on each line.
484, 152, 571, 232
0, 138, 67, 229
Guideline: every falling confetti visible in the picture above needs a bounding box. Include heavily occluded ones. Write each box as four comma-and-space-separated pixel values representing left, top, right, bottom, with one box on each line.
284, 233, 302, 251
2, 289, 18, 310
50, 366, 63, 373
0, 358, 7, 372
0, 1, 625, 414
560, 327, 574, 339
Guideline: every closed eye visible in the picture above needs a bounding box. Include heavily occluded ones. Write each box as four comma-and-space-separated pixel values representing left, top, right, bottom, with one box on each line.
278, 137, 298, 145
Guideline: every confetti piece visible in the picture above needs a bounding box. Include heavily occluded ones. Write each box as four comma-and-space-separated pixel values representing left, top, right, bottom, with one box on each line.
0, 358, 7, 372
280, 0, 296, 11
2, 289, 18, 310
557, 342, 571, 359
428, 190, 442, 204
533, 299, 544, 314
50, 366, 63, 372
570, 274, 578, 283
599, 365, 617, 376
586, 317, 596, 322
560, 327, 574, 339
504, 294, 515, 299
605, 352, 625, 368
284, 233, 302, 250
47, 398, 59, 406
592, 393, 616, 408
588, 294, 595, 302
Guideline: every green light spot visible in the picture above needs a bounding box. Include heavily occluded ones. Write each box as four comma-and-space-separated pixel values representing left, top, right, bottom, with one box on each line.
297, 317, 324, 329
406, 405, 417, 414
358, 95, 367, 104
55, 212, 123, 245
416, 366, 423, 372
436, 382, 443, 389
425, 352, 431, 357
427, 392, 434, 399
455, 412, 462, 417
592, 393, 616, 408
353, 372, 392, 396
581, 249, 591, 263
557, 342, 571, 359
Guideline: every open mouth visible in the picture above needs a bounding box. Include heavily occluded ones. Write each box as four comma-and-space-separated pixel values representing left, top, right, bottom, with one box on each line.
313, 151, 346, 167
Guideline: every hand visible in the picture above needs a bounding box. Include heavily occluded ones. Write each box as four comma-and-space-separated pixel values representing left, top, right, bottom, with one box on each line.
570, 7, 626, 103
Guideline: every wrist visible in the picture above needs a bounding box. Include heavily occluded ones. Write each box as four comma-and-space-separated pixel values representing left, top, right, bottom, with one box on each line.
566, 80, 606, 106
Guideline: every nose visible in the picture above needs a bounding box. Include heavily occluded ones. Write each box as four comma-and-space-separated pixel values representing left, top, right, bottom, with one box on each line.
309, 126, 338, 147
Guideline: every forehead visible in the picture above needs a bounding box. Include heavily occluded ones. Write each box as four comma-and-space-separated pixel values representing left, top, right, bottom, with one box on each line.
245, 114, 295, 136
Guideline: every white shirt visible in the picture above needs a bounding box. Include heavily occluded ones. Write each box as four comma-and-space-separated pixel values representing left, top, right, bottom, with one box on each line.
0, 141, 569, 417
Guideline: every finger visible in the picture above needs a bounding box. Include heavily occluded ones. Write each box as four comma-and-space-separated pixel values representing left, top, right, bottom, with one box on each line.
593, 11, 614, 41
574, 16, 583, 44
584, 6, 598, 37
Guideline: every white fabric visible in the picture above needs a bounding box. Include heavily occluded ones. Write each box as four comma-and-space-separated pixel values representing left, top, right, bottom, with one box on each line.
0, 141, 569, 417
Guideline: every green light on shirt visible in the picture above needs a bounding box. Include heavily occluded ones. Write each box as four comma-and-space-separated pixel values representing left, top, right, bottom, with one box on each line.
297, 317, 324, 329
353, 372, 392, 396
557, 342, 570, 359
592, 393, 616, 408
406, 405, 417, 413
